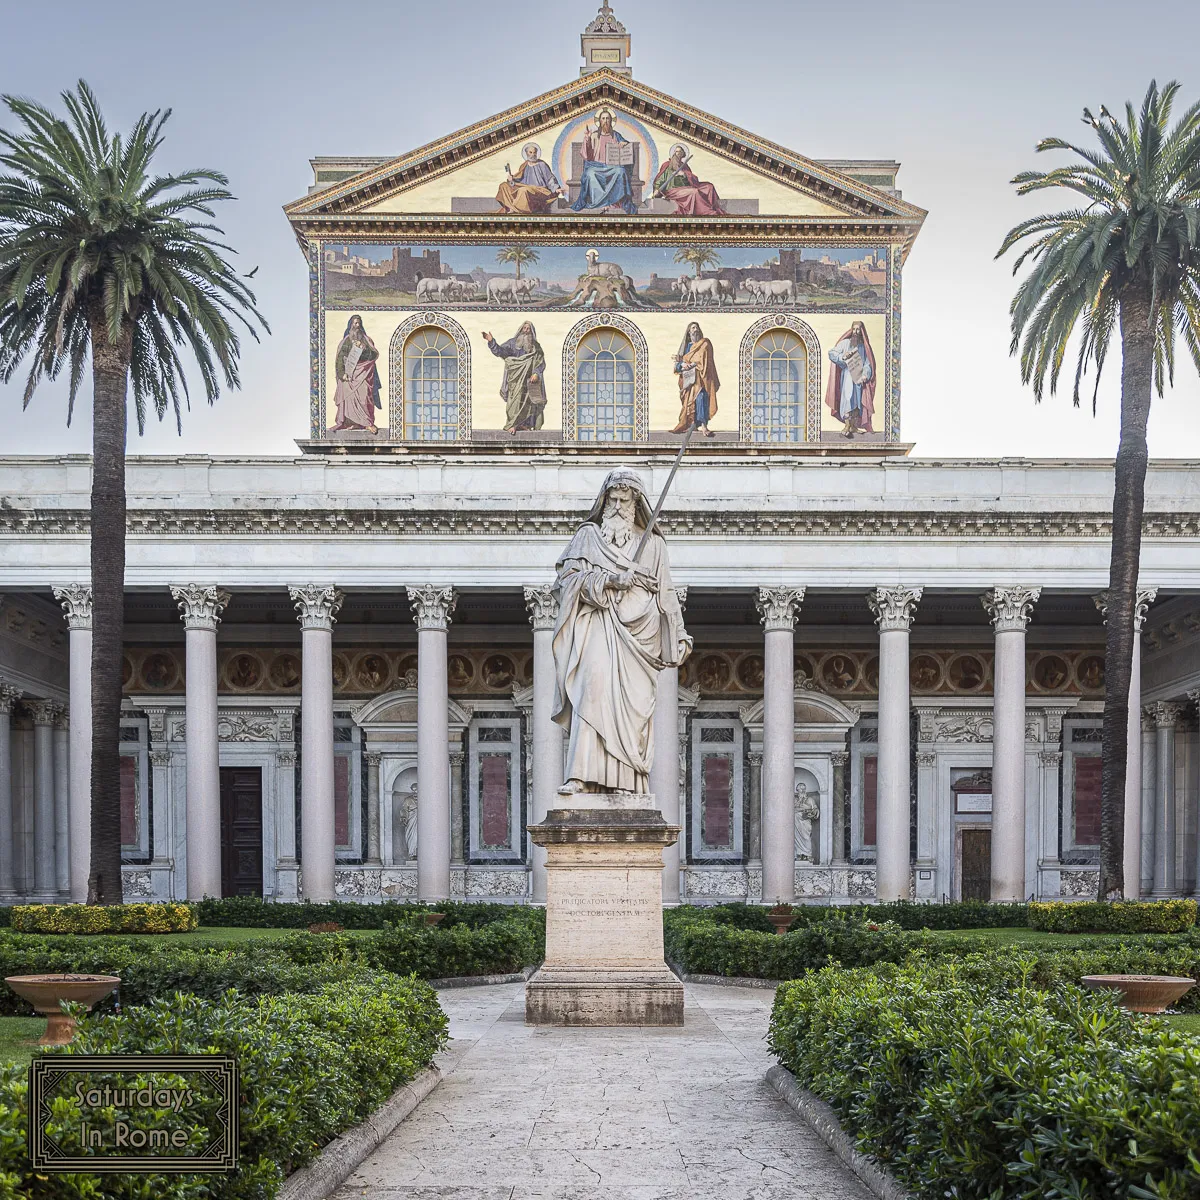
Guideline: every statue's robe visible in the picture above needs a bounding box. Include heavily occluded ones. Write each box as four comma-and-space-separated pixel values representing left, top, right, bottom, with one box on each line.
552, 522, 687, 792
825, 328, 877, 433
487, 335, 546, 430
652, 162, 725, 216
672, 335, 720, 432
571, 129, 637, 214
332, 334, 381, 431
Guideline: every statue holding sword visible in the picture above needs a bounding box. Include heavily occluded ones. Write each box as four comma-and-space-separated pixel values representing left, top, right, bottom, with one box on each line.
552, 461, 694, 796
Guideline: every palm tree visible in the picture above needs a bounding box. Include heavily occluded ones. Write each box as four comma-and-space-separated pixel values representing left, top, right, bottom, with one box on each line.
496, 244, 539, 281
674, 246, 722, 278
0, 81, 267, 904
998, 80, 1200, 900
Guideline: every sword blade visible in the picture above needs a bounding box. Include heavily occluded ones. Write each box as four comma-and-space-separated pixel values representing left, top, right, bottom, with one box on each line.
632, 423, 697, 564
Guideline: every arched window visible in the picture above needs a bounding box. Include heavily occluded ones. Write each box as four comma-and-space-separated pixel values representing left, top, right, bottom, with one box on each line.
738, 316, 821, 442
575, 328, 636, 441
403, 327, 460, 440
749, 329, 807, 442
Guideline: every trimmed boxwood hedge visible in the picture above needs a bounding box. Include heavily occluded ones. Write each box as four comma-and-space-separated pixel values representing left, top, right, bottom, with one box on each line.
1029, 898, 1197, 934
0, 913, 544, 1016
665, 908, 1200, 1008
0, 971, 447, 1199
769, 955, 1200, 1199
194, 896, 533, 930
11, 901, 198, 934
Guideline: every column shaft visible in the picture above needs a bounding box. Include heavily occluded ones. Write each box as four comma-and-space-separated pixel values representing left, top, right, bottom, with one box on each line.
748, 752, 764, 868
1152, 703, 1182, 895
1140, 713, 1157, 894
450, 752, 466, 866
876, 628, 911, 900
526, 585, 560, 903
984, 587, 1040, 903
183, 626, 221, 899
53, 718, 70, 895
54, 586, 94, 903
653, 664, 681, 903
290, 585, 343, 903
366, 752, 382, 865
1123, 636, 1144, 898
32, 704, 57, 897
0, 686, 18, 898
411, 586, 455, 902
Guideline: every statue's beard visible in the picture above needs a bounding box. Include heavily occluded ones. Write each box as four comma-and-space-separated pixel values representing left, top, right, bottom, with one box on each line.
516, 332, 534, 351
601, 507, 635, 550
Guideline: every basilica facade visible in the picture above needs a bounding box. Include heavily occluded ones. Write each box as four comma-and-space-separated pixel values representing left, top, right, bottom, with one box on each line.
3, 7, 1200, 909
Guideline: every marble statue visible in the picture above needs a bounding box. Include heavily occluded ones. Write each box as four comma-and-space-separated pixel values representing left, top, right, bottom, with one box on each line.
553, 469, 692, 795
793, 781, 819, 862
401, 781, 418, 860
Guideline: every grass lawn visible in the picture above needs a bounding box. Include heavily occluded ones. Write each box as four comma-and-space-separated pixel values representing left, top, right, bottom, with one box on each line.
0, 1016, 46, 1067
919, 927, 1179, 947
1161, 1013, 1200, 1035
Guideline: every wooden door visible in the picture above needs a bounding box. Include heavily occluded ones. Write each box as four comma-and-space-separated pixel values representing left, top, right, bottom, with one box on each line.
960, 829, 991, 901
220, 767, 263, 897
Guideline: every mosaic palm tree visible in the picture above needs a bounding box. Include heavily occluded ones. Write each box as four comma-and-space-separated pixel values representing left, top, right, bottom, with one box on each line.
674, 246, 722, 278
999, 80, 1200, 900
496, 244, 540, 281
0, 81, 267, 903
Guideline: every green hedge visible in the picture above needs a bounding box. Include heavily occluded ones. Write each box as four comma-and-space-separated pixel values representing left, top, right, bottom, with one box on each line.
664, 911, 1200, 1008
768, 955, 1200, 1199
0, 972, 447, 1199
0, 915, 544, 1015
194, 896, 533, 930
11, 902, 197, 935
787, 899, 1030, 930
1030, 898, 1197, 934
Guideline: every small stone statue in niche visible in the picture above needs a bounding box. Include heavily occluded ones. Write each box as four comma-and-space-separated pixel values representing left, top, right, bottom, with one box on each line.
793, 781, 820, 862
399, 781, 418, 861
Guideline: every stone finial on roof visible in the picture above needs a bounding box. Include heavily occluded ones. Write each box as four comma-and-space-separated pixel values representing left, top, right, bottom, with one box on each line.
581, 2, 631, 76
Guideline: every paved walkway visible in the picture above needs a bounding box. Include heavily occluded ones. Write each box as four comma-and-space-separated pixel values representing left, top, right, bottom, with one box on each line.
332, 981, 871, 1200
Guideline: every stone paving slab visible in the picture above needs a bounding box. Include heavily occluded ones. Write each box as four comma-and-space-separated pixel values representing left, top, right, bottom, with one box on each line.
331, 982, 871, 1200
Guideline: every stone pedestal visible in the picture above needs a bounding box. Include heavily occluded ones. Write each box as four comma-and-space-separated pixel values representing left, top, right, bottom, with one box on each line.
526, 793, 682, 1027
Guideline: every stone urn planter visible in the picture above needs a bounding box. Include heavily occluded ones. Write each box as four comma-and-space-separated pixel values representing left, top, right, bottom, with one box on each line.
422, 912, 446, 927
1081, 974, 1196, 1014
766, 907, 795, 936
5, 974, 121, 1045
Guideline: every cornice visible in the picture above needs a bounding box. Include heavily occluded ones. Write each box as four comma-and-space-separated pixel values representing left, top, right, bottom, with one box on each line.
285, 70, 925, 234
3, 508, 1200, 540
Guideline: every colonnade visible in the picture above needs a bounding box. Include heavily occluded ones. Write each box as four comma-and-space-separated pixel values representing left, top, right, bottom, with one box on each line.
20, 579, 1183, 906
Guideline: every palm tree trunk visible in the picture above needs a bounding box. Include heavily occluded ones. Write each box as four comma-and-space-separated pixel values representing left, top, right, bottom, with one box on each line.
87, 312, 133, 905
1097, 283, 1155, 901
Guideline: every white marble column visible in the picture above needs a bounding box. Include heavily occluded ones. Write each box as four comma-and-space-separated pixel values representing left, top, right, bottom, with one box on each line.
30, 700, 58, 899
409, 585, 456, 901
290, 585, 344, 902
449, 752, 466, 867
983, 586, 1040, 902
1094, 587, 1157, 897
171, 585, 231, 900
274, 744, 300, 902
653, 586, 687, 905
1140, 708, 1157, 894
525, 584, 561, 903
53, 709, 70, 896
365, 751, 383, 866
0, 683, 20, 899
53, 585, 93, 902
914, 750, 937, 897
868, 587, 922, 901
748, 750, 764, 870
757, 587, 804, 904
1151, 700, 1184, 896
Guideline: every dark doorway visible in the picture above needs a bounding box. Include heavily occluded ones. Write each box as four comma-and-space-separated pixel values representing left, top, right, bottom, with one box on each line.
960, 829, 991, 901
220, 767, 263, 897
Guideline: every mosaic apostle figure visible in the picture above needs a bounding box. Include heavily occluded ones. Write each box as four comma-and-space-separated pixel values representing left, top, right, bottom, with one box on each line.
495, 143, 564, 215
651, 145, 726, 216
672, 321, 720, 437
553, 470, 692, 795
331, 314, 381, 435
482, 322, 546, 432
825, 321, 877, 438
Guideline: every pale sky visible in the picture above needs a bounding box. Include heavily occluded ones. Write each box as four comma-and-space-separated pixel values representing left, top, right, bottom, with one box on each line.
1, 0, 1198, 459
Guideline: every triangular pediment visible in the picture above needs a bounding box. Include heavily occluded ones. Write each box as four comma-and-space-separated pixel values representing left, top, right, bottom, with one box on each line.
286, 70, 925, 235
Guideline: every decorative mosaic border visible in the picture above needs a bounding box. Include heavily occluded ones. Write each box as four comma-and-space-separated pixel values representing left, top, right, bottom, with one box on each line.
309, 240, 323, 439
387, 311, 473, 440
736, 315, 822, 443
886, 244, 901, 441
561, 312, 650, 441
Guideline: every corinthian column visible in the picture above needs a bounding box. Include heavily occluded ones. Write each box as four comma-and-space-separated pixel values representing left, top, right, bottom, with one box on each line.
409, 585, 456, 901
171, 585, 231, 900
757, 586, 804, 904
290, 584, 344, 902
53, 584, 93, 902
868, 586, 922, 901
1094, 587, 1156, 897
0, 683, 21, 899
30, 701, 59, 899
53, 709, 70, 896
1151, 700, 1184, 895
982, 586, 1040, 901
525, 584, 561, 903
653, 586, 687, 904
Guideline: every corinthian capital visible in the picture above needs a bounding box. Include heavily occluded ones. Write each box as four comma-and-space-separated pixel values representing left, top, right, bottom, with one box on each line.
30, 699, 60, 726
524, 584, 558, 632
868, 586, 923, 632
408, 585, 456, 632
1093, 587, 1158, 632
756, 586, 804, 632
0, 681, 22, 714
1153, 700, 1185, 729
171, 584, 232, 631
982, 586, 1041, 633
288, 584, 344, 631
53, 584, 93, 631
